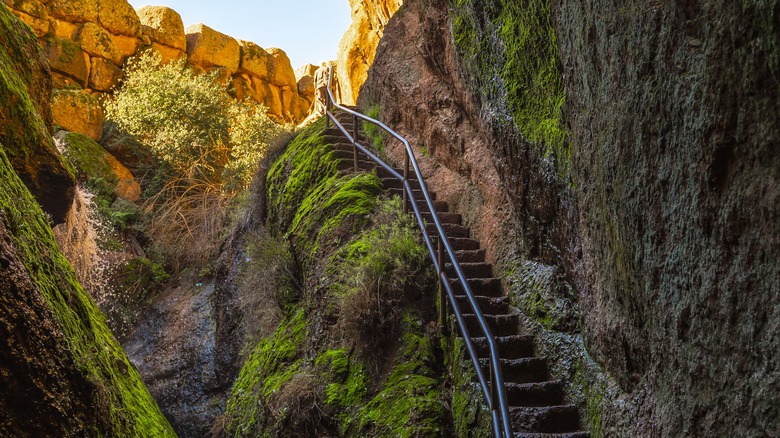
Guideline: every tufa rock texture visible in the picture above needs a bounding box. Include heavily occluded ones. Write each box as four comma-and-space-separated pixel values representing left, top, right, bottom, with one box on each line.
0, 5, 174, 435
336, 0, 402, 105
0, 4, 74, 224
4, 0, 314, 141
359, 0, 780, 436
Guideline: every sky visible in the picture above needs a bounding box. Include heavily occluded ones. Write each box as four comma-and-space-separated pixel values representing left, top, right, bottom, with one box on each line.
127, 0, 352, 69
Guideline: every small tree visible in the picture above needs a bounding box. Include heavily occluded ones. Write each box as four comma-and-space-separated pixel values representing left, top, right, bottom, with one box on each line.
104, 52, 289, 269
105, 52, 286, 190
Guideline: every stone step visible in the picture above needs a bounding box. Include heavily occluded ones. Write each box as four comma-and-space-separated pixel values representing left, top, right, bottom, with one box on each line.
417, 199, 448, 212
446, 261, 492, 278
462, 313, 519, 336
453, 294, 510, 315
479, 357, 549, 384
450, 277, 502, 297
380, 176, 421, 190
506, 381, 565, 407
388, 187, 437, 201
454, 249, 486, 263
510, 405, 583, 435
514, 433, 589, 438
427, 222, 470, 238
421, 211, 461, 225
471, 335, 535, 360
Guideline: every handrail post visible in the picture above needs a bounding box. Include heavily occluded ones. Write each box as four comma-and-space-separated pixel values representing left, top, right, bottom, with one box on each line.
325, 91, 330, 128
403, 151, 410, 212
353, 114, 359, 171
438, 238, 446, 333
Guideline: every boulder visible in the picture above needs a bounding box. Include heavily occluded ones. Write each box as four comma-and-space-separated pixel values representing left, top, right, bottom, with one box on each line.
147, 42, 185, 65
47, 0, 98, 23
89, 56, 122, 91
42, 36, 90, 87
0, 5, 75, 224
51, 89, 104, 141
185, 23, 240, 77
265, 47, 297, 88
238, 40, 269, 79
78, 22, 123, 65
6, 0, 49, 36
101, 121, 153, 173
252, 77, 282, 121
136, 5, 185, 51
51, 18, 81, 40
97, 0, 141, 37
295, 63, 316, 103
230, 74, 255, 102
110, 33, 142, 58
56, 130, 140, 201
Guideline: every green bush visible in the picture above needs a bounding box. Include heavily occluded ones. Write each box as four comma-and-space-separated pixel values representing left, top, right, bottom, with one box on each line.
104, 52, 287, 191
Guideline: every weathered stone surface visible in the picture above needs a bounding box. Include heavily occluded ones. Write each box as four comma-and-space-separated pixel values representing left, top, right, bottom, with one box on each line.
0, 5, 75, 224
265, 47, 297, 88
185, 23, 239, 76
110, 32, 141, 58
89, 56, 122, 91
361, 0, 780, 436
252, 77, 282, 120
51, 89, 104, 141
238, 39, 269, 79
230, 74, 254, 102
51, 18, 80, 39
336, 0, 402, 105
97, 0, 140, 37
78, 22, 123, 65
43, 36, 90, 86
295, 63, 316, 97
147, 41, 186, 64
6, 0, 49, 36
56, 130, 140, 201
47, 0, 97, 23
136, 5, 185, 51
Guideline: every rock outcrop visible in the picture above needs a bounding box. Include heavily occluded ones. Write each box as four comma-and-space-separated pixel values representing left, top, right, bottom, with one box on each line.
0, 5, 174, 435
336, 0, 402, 105
4, 0, 313, 141
358, 0, 780, 436
0, 3, 74, 224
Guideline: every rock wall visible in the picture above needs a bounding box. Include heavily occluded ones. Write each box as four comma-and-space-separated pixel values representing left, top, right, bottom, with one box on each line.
3, 0, 312, 140
359, 0, 780, 436
0, 4, 174, 435
336, 0, 402, 105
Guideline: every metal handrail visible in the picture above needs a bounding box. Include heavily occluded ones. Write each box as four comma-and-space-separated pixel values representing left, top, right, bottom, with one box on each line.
324, 67, 513, 438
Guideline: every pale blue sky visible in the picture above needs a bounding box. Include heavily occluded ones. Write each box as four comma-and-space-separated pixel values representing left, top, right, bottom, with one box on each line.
127, 1, 352, 68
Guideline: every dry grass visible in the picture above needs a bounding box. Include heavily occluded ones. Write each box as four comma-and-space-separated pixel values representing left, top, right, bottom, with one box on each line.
266, 371, 324, 436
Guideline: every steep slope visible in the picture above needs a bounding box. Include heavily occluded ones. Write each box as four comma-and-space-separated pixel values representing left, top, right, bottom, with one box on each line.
358, 0, 780, 436
0, 6, 175, 437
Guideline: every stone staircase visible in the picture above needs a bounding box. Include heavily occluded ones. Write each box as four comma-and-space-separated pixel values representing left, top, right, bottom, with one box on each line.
324, 110, 589, 438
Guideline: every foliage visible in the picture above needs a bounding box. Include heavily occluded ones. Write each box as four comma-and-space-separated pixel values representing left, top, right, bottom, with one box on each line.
361, 104, 386, 153
104, 52, 287, 191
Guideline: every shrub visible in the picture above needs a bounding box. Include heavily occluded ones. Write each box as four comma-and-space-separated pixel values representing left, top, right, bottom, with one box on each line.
104, 51, 288, 191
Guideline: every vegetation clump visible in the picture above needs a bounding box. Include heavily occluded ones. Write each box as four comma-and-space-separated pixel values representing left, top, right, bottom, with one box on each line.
222, 120, 447, 437
451, 0, 569, 175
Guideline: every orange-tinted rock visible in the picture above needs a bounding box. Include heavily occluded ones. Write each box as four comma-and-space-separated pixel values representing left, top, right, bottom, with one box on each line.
265, 47, 297, 88
48, 0, 98, 23
136, 5, 185, 51
43, 36, 90, 86
51, 18, 80, 40
110, 33, 141, 58
89, 56, 122, 91
51, 89, 104, 141
78, 22, 123, 65
6, 0, 49, 36
97, 0, 140, 37
185, 23, 239, 76
238, 39, 269, 79
147, 42, 185, 65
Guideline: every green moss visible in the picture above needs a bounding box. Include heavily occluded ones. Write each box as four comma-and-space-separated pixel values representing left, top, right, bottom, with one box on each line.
448, 336, 492, 437
353, 314, 444, 436
0, 145, 174, 436
451, 0, 569, 177
58, 131, 119, 185
267, 118, 381, 255
225, 309, 308, 436
573, 361, 605, 437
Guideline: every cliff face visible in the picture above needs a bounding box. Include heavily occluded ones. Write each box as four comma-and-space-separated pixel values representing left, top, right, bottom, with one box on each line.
0, 5, 174, 435
3, 0, 311, 137
359, 0, 780, 436
336, 0, 402, 105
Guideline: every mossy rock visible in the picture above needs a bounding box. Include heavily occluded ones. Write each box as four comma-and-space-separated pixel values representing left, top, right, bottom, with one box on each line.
0, 5, 75, 224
